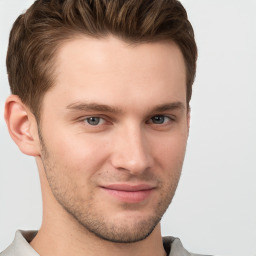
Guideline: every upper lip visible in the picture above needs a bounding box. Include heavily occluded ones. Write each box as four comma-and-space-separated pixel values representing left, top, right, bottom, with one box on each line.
101, 184, 156, 192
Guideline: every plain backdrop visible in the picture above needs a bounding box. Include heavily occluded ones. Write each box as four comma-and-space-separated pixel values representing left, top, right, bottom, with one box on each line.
0, 1, 256, 255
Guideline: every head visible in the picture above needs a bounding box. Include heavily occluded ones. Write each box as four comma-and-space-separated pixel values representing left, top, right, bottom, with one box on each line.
5, 0, 197, 244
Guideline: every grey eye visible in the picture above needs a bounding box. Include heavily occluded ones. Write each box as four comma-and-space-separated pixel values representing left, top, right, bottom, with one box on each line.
86, 117, 101, 125
151, 115, 167, 124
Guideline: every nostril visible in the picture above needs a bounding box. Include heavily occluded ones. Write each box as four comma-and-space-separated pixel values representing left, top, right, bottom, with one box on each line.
111, 149, 152, 175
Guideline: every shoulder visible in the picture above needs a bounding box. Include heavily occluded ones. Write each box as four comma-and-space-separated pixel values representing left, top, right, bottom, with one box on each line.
0, 244, 14, 256
0, 230, 38, 256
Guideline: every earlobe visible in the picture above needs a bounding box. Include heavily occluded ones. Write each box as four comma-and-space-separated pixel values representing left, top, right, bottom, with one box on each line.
4, 95, 40, 156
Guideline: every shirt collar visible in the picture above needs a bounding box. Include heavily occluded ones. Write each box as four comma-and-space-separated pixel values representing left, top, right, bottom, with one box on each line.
2, 230, 196, 256
163, 236, 194, 256
1, 230, 39, 256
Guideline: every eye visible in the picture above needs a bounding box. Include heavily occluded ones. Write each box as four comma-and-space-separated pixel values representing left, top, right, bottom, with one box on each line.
149, 115, 172, 124
85, 117, 105, 126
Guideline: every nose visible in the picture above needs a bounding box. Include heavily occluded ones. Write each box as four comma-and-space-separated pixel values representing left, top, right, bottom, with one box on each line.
110, 124, 153, 175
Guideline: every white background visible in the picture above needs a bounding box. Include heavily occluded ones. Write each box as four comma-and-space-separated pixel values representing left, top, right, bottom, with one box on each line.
0, 1, 255, 255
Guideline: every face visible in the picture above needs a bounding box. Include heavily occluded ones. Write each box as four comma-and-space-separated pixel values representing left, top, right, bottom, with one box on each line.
38, 36, 189, 243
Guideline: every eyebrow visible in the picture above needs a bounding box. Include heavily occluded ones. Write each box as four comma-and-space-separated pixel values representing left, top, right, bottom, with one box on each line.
152, 102, 186, 112
66, 101, 186, 114
66, 102, 123, 114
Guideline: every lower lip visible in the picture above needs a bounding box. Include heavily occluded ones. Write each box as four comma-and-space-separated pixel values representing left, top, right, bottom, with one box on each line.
102, 188, 153, 203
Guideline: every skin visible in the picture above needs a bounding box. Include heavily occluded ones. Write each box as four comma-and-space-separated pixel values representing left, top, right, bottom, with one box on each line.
5, 36, 189, 256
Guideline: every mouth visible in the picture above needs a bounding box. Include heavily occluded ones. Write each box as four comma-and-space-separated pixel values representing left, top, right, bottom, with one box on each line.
100, 184, 155, 203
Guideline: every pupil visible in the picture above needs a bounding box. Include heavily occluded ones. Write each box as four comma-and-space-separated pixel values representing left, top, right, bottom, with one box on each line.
153, 116, 164, 124
88, 117, 100, 125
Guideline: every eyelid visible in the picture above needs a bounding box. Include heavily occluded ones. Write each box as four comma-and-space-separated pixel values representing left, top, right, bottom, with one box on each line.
83, 115, 105, 122
77, 114, 115, 127
75, 113, 176, 127
146, 114, 176, 124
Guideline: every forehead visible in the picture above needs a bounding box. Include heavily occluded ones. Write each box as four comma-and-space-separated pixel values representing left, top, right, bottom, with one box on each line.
55, 36, 186, 81
43, 36, 186, 113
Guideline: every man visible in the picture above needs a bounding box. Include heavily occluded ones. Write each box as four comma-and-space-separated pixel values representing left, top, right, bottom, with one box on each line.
1, 0, 205, 255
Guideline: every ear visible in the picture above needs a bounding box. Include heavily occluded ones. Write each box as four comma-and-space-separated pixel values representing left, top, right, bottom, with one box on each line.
4, 95, 40, 156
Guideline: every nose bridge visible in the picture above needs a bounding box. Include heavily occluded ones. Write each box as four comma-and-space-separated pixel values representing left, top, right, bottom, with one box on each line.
111, 123, 152, 174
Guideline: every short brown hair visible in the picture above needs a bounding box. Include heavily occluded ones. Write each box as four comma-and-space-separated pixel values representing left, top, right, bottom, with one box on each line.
7, 0, 197, 118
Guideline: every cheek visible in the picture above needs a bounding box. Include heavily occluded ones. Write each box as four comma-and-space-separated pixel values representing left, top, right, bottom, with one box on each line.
45, 130, 116, 186
151, 132, 188, 169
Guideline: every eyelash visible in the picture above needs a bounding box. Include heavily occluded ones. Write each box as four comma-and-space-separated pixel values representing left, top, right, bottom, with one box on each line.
81, 115, 175, 127
146, 115, 174, 125
84, 116, 107, 126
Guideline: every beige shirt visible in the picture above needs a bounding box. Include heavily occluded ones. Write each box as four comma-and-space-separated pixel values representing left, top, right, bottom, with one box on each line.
0, 230, 209, 256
